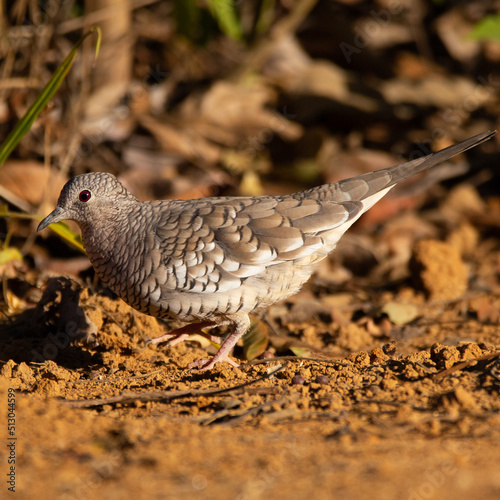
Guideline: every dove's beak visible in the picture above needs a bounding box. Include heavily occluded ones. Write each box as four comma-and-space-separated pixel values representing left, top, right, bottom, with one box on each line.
37, 206, 67, 232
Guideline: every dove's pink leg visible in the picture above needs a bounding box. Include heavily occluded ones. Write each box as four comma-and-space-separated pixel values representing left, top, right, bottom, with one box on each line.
187, 315, 250, 370
147, 321, 220, 347
187, 330, 241, 369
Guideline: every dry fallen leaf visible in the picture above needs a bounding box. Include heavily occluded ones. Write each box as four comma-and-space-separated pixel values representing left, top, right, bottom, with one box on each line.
469, 297, 500, 324
258, 35, 376, 112
380, 74, 495, 108
0, 161, 67, 209
243, 320, 269, 360
139, 115, 221, 166
380, 301, 419, 326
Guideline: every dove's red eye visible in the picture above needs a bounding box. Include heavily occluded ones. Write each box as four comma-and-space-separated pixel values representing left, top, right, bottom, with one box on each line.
79, 190, 91, 202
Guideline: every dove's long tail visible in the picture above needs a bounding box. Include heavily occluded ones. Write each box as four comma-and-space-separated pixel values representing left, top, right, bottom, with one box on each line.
304, 130, 496, 204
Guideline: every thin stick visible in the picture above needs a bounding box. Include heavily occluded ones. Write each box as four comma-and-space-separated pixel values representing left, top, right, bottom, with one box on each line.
62, 364, 286, 408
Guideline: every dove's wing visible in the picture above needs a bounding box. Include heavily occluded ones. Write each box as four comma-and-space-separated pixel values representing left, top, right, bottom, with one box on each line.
150, 130, 495, 297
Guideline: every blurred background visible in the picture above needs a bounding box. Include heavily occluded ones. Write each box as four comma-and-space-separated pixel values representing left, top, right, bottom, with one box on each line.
1, 0, 500, 304
2, 5, 500, 498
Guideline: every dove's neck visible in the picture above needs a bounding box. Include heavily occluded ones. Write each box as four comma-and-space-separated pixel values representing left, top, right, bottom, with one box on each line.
80, 201, 149, 287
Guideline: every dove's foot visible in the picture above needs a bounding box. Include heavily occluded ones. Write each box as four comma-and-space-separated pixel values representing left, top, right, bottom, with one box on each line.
187, 330, 242, 370
147, 321, 218, 347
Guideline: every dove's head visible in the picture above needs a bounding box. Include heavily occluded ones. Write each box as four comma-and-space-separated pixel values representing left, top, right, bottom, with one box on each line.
38, 172, 137, 232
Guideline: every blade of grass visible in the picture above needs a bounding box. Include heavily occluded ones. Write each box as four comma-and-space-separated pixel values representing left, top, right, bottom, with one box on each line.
0, 27, 101, 167
174, 0, 200, 41
207, 0, 243, 41
44, 221, 85, 253
0, 29, 100, 253
0, 206, 85, 253
255, 0, 275, 35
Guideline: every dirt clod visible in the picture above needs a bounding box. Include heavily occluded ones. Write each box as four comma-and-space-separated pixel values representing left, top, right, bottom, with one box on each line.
410, 239, 468, 301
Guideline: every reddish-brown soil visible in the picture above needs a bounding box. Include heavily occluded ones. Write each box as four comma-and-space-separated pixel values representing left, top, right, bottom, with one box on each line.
2, 202, 500, 499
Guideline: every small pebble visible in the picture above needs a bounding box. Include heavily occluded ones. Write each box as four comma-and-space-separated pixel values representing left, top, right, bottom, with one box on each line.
382, 341, 397, 356
88, 370, 104, 380
261, 351, 274, 359
315, 375, 329, 385
291, 375, 305, 385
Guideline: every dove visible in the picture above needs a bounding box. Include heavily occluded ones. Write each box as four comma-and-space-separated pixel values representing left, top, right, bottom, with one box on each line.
38, 130, 495, 369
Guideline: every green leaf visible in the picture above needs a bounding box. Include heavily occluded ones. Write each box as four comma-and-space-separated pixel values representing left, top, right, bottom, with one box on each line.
0, 27, 101, 167
0, 247, 23, 265
289, 346, 312, 357
45, 221, 85, 253
469, 14, 500, 41
207, 0, 243, 41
